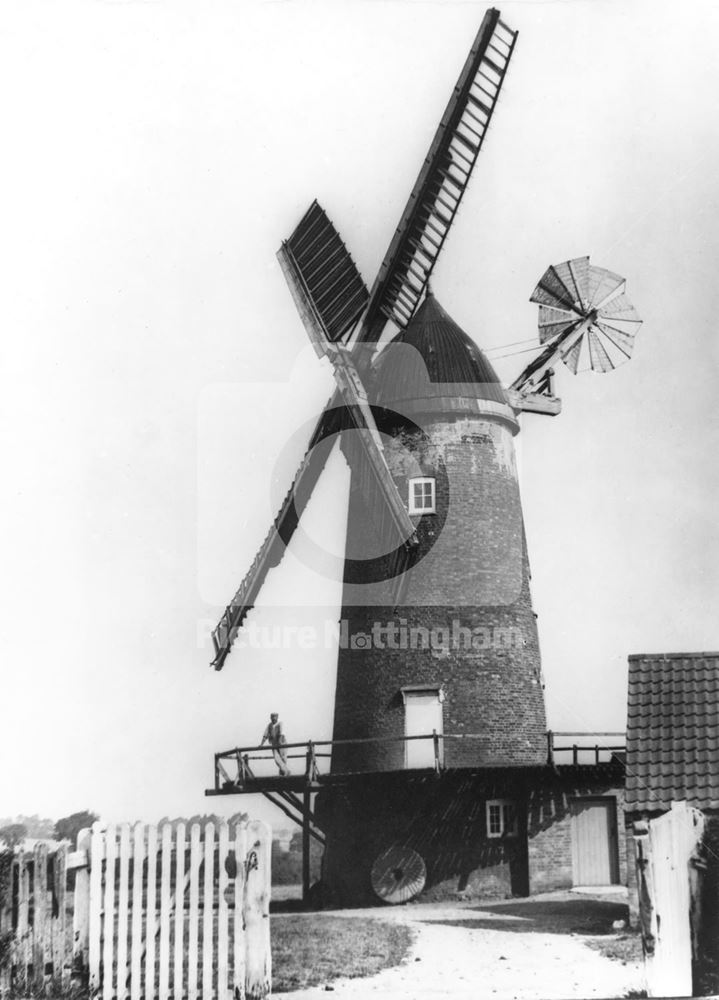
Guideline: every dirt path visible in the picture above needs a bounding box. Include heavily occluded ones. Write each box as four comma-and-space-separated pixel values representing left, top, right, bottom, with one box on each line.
272, 900, 644, 1000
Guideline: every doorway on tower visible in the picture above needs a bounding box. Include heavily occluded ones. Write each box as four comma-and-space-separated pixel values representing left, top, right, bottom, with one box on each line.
401, 686, 444, 769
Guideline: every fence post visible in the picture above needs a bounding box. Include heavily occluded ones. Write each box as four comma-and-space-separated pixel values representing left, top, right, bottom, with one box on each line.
71, 830, 91, 988
172, 823, 186, 1000
17, 851, 30, 992
88, 824, 104, 996
217, 821, 230, 1000
145, 824, 158, 1000
635, 802, 706, 997
243, 820, 271, 1000
52, 843, 68, 990
202, 823, 215, 1000
158, 825, 173, 1000
187, 823, 201, 1000
116, 825, 131, 1000
130, 823, 145, 1000
232, 821, 248, 1000
0, 850, 13, 994
33, 842, 49, 993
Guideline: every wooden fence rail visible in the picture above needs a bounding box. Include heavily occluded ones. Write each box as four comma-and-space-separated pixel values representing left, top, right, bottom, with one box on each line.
0, 819, 271, 1000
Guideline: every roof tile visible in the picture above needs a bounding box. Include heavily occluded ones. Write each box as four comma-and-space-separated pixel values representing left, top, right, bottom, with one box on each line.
625, 652, 719, 812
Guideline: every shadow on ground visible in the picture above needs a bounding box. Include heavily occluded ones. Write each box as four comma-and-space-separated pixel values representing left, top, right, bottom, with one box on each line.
426, 898, 629, 936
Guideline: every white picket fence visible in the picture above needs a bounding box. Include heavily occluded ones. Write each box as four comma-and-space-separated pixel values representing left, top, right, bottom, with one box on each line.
632, 801, 706, 998
0, 819, 271, 1000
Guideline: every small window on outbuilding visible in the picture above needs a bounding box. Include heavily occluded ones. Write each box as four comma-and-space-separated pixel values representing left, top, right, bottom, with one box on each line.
486, 799, 517, 838
408, 477, 436, 514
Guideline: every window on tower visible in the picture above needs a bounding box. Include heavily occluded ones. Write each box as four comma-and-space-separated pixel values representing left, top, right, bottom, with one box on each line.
486, 799, 518, 838
408, 477, 436, 514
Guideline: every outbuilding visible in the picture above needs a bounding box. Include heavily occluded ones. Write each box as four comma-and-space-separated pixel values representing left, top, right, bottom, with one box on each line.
624, 651, 719, 995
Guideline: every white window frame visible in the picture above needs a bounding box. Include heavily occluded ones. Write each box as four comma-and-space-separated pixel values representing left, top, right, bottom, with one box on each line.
486, 799, 518, 839
408, 477, 436, 514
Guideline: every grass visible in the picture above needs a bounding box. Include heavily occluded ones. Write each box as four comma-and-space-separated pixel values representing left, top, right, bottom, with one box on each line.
271, 915, 414, 993
586, 933, 643, 965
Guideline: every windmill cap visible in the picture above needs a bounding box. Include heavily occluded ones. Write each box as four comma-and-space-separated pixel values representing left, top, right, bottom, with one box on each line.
372, 293, 518, 430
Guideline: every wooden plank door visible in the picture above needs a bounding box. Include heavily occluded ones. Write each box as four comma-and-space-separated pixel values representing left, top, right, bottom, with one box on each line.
570, 797, 619, 886
404, 691, 443, 768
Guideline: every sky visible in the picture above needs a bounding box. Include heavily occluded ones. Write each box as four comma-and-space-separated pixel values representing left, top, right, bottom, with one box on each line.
1, 0, 718, 830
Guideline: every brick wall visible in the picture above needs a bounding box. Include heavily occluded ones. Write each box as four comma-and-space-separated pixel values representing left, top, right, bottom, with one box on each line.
316, 769, 625, 905
332, 413, 547, 772
316, 771, 531, 905
528, 782, 626, 894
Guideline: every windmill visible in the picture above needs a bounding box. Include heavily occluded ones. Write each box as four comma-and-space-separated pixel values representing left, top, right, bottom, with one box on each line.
208, 8, 642, 905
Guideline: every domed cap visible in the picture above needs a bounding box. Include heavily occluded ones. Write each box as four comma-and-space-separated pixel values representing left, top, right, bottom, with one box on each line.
372, 294, 517, 428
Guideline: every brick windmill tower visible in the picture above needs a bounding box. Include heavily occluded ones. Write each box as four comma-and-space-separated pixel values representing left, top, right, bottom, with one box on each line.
208, 9, 642, 904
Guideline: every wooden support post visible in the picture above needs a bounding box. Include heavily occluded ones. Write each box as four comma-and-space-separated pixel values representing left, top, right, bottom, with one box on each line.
572, 744, 578, 765
305, 741, 318, 782
546, 730, 554, 765
433, 729, 440, 773
302, 787, 311, 907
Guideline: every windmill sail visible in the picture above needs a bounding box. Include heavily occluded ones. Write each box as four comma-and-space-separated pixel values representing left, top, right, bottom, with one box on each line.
360, 8, 518, 339
210, 395, 417, 671
210, 405, 342, 670
279, 201, 369, 348
280, 216, 419, 553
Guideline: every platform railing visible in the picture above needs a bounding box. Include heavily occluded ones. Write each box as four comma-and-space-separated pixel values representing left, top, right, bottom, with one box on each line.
546, 730, 626, 766
214, 732, 446, 790
213, 729, 627, 790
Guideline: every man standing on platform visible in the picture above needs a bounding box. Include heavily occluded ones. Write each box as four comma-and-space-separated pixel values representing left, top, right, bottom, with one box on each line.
261, 712, 290, 776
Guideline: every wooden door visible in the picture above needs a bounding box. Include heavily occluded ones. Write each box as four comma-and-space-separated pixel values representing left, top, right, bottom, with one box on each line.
404, 691, 443, 768
570, 797, 619, 886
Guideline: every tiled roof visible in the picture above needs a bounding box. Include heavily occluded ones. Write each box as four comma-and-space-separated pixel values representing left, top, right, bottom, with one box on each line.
625, 652, 719, 812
